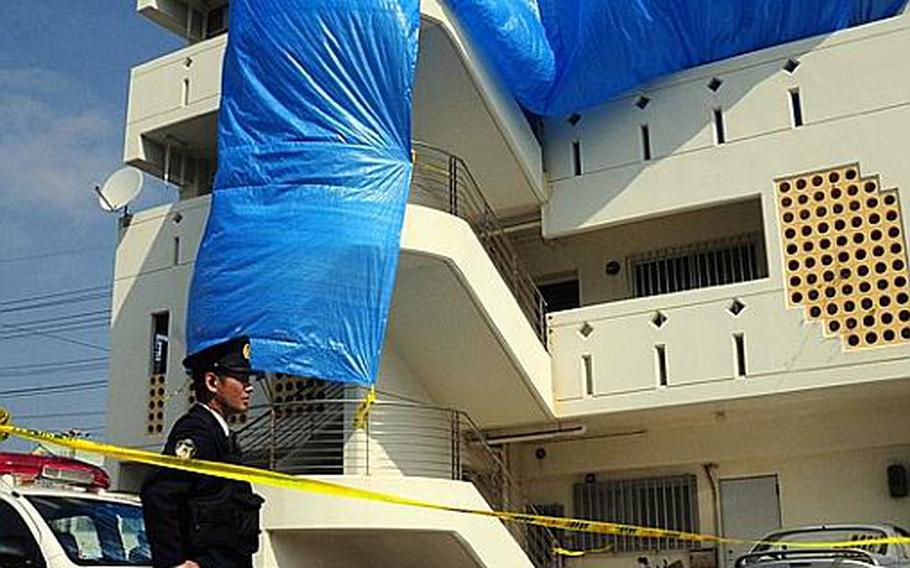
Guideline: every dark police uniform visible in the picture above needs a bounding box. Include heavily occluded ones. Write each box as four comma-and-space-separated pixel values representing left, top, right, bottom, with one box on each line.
141, 340, 263, 568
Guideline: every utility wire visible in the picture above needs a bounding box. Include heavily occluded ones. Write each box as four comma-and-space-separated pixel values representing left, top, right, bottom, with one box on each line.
0, 321, 109, 352
0, 309, 111, 327
0, 322, 108, 342
0, 285, 111, 307
11, 410, 106, 420
0, 293, 110, 315
0, 380, 107, 399
0, 246, 105, 265
0, 360, 108, 378
0, 357, 108, 371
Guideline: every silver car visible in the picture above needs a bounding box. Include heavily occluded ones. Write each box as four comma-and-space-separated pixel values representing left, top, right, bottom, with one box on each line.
736, 524, 910, 568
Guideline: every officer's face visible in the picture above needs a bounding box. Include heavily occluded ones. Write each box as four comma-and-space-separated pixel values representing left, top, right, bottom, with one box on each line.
205, 371, 254, 415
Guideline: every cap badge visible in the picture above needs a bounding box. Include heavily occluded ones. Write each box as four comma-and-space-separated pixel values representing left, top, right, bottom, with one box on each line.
175, 438, 197, 460
242, 343, 251, 361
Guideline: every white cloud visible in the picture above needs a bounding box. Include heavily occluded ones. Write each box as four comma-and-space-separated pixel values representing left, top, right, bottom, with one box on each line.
0, 67, 119, 213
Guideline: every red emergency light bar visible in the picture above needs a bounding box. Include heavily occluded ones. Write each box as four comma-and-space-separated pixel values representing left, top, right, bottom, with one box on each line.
0, 452, 110, 490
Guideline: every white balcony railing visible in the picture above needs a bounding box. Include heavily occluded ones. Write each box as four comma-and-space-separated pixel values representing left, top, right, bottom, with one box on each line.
549, 279, 910, 410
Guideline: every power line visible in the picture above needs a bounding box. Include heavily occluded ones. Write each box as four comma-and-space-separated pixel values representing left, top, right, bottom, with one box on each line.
0, 246, 105, 264
0, 380, 107, 399
0, 309, 111, 327
0, 321, 109, 352
0, 293, 110, 315
0, 322, 108, 342
0, 285, 111, 307
13, 410, 106, 420
0, 357, 107, 371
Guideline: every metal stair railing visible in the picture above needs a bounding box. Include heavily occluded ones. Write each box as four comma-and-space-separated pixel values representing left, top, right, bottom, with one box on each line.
235, 380, 346, 472
410, 141, 548, 346
234, 390, 564, 567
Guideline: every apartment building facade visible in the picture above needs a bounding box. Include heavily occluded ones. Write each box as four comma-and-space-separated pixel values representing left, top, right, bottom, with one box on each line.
107, 2, 910, 567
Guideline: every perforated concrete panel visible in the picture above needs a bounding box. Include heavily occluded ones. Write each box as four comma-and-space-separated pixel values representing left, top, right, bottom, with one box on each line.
777, 164, 909, 350
147, 374, 166, 435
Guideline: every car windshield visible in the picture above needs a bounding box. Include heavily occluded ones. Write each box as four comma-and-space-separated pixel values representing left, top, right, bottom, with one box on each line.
752, 527, 889, 556
26, 495, 150, 566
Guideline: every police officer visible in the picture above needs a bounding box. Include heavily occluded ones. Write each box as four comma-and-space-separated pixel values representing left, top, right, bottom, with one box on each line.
141, 338, 264, 568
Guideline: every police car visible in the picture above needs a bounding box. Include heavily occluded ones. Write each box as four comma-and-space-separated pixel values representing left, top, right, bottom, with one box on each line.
0, 452, 150, 567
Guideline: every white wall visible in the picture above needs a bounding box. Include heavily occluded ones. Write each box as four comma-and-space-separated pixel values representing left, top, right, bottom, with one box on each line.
513, 394, 910, 568
257, 476, 534, 567
539, 13, 910, 415
543, 14, 910, 237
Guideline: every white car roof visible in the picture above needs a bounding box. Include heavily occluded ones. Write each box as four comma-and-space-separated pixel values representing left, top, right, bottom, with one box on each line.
2, 483, 140, 505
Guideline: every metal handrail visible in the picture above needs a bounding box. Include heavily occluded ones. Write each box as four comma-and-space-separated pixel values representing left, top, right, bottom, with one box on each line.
410, 141, 548, 346
235, 391, 564, 567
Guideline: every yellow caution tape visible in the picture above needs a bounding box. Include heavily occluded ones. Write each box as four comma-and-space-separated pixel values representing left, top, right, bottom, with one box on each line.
352, 387, 376, 430
0, 417, 908, 557
552, 544, 613, 557
0, 409, 8, 442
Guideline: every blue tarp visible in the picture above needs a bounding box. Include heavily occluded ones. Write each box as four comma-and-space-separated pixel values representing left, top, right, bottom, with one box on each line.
450, 0, 907, 116
185, 0, 905, 386
186, 0, 419, 385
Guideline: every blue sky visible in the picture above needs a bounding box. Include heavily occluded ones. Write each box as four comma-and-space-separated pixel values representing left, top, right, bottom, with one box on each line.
0, 2, 182, 450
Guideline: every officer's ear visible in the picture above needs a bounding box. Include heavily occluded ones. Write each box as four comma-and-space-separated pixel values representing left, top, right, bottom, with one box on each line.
204, 371, 221, 395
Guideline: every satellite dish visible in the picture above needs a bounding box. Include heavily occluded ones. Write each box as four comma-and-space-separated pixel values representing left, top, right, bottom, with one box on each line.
96, 167, 143, 212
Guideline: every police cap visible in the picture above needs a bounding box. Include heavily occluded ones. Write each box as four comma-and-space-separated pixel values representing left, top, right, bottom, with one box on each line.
182, 337, 255, 375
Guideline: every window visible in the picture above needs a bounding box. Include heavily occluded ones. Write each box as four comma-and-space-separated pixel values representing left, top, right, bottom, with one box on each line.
150, 312, 169, 375
0, 500, 44, 567
572, 140, 582, 176
629, 233, 766, 298
538, 278, 580, 312
789, 88, 803, 127
27, 496, 149, 566
713, 107, 726, 144
641, 124, 652, 161
573, 474, 699, 553
205, 5, 228, 38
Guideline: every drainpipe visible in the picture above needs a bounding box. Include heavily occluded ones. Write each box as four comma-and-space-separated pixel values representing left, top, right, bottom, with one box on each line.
703, 463, 720, 568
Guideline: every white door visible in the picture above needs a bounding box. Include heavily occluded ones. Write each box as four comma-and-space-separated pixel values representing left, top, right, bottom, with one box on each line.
720, 475, 781, 568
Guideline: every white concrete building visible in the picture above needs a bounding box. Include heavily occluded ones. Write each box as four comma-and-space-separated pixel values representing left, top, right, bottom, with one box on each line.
107, 2, 910, 567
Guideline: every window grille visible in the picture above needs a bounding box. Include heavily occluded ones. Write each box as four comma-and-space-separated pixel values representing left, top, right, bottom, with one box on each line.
629, 233, 765, 298
572, 474, 699, 553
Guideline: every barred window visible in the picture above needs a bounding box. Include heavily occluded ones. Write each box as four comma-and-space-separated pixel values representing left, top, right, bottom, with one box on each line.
572, 474, 699, 553
629, 233, 766, 298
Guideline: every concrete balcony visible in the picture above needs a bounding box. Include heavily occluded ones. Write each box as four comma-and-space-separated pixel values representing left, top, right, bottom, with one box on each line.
127, 0, 545, 215
549, 277, 910, 417
106, 196, 554, 456
257, 477, 535, 568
